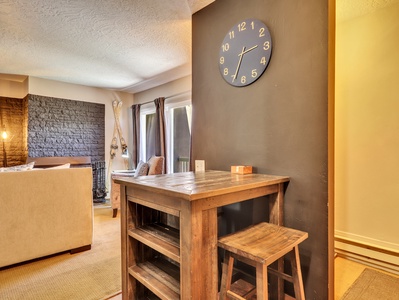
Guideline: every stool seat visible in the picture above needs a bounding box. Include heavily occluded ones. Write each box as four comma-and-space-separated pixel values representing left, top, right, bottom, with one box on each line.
218, 222, 308, 300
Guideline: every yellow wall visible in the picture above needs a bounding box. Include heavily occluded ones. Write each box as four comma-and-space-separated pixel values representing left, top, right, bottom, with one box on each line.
335, 2, 399, 261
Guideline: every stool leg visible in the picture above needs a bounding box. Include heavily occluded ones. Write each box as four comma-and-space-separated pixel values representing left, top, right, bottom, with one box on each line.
256, 263, 268, 300
290, 245, 305, 300
269, 259, 284, 300
219, 251, 234, 300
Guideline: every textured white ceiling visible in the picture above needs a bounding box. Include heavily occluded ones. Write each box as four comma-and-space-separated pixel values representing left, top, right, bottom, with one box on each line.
0, 0, 214, 93
1, 0, 397, 93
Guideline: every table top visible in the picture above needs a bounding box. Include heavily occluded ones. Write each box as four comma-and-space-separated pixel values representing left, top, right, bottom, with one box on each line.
114, 170, 289, 201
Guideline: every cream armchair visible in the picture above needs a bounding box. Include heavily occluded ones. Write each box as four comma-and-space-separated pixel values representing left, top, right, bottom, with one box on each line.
0, 167, 93, 268
111, 156, 165, 217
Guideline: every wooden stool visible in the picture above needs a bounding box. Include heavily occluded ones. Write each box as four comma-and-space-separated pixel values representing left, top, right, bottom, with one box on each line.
218, 222, 308, 300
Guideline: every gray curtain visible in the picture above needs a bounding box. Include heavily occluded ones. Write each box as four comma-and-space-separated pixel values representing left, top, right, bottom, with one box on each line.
154, 97, 167, 172
131, 98, 167, 172
145, 113, 156, 160
131, 104, 141, 168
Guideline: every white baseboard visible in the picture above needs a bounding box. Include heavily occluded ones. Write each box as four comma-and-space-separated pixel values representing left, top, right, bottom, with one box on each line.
335, 230, 399, 253
335, 248, 399, 275
335, 231, 399, 275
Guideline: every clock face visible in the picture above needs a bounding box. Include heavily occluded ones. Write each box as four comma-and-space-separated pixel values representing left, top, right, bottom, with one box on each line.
219, 18, 272, 87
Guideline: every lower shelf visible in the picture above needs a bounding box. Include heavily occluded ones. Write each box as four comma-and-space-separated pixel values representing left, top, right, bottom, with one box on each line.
129, 223, 180, 263
227, 279, 256, 299
129, 258, 180, 300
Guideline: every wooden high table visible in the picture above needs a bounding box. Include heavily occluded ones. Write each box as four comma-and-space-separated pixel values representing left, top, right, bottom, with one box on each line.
116, 170, 290, 299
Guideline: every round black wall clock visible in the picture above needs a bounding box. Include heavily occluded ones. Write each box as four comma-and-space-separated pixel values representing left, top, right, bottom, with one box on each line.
219, 18, 272, 87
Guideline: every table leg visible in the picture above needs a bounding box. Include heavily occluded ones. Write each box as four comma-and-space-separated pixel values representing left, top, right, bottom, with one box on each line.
202, 207, 219, 298
269, 183, 285, 300
120, 185, 129, 300
269, 183, 284, 226
180, 201, 218, 299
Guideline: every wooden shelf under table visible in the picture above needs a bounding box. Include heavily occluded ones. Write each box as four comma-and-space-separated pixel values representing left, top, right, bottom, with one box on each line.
128, 223, 180, 263
129, 258, 180, 300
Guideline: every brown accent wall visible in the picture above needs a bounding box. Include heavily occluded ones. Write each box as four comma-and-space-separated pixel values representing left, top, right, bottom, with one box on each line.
0, 97, 28, 167
192, 0, 329, 298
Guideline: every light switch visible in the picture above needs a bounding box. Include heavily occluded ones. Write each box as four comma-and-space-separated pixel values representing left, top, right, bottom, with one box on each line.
195, 160, 205, 172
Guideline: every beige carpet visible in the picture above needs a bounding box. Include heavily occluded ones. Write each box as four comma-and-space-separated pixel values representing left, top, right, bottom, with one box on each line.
0, 206, 121, 300
341, 268, 399, 300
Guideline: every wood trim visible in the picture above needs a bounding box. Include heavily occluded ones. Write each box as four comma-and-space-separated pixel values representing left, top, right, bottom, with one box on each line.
328, 0, 336, 299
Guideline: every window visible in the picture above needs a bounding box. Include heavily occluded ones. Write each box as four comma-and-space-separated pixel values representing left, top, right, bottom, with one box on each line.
139, 105, 155, 163
165, 100, 191, 173
139, 97, 192, 174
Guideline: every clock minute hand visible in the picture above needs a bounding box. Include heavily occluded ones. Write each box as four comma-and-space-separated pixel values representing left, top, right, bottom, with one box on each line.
232, 45, 259, 82
232, 46, 246, 82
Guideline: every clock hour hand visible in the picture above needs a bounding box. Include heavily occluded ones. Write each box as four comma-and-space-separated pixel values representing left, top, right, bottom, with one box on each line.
232, 46, 246, 82
242, 45, 258, 54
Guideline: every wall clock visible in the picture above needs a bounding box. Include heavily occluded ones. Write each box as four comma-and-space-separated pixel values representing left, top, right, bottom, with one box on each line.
219, 18, 272, 87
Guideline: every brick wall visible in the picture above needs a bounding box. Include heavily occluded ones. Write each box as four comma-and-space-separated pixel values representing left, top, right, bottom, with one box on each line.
0, 97, 28, 167
28, 94, 105, 162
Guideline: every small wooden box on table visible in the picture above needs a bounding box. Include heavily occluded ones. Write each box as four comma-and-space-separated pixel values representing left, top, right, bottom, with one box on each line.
115, 170, 289, 300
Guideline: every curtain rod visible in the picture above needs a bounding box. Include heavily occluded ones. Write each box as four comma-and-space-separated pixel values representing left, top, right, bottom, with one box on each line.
135, 90, 191, 106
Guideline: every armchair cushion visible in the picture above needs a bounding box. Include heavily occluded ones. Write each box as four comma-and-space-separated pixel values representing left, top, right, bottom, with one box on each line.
147, 156, 164, 175
134, 160, 149, 177
47, 163, 71, 169
0, 162, 35, 172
